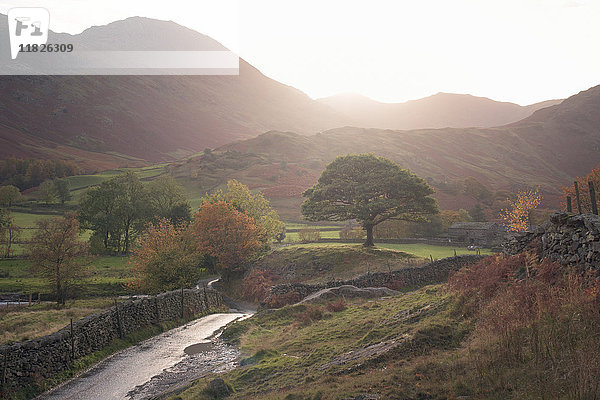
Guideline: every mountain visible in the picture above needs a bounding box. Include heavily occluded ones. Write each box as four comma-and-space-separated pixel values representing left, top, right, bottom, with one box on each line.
318, 92, 563, 130
0, 16, 348, 170
207, 85, 600, 217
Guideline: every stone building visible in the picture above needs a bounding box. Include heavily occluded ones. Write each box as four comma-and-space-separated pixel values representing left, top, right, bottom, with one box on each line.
448, 222, 503, 246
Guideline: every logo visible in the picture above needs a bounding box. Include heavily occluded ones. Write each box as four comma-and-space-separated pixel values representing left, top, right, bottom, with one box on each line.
8, 8, 50, 60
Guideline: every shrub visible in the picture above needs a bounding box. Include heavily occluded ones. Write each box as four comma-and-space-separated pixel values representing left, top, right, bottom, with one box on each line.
298, 228, 321, 242
264, 292, 302, 308
324, 298, 346, 312
294, 304, 323, 326
241, 269, 279, 302
339, 226, 366, 240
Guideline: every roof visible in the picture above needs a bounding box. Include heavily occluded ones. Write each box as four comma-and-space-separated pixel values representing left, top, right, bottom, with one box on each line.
448, 222, 498, 230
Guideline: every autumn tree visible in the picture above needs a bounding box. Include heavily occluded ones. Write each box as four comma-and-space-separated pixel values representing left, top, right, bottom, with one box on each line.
302, 154, 438, 246
562, 164, 600, 213
188, 201, 263, 280
128, 219, 205, 294
202, 179, 284, 243
500, 188, 542, 232
29, 215, 89, 305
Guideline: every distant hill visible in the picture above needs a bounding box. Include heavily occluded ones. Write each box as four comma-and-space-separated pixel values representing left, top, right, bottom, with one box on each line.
204, 85, 600, 218
0, 16, 348, 170
318, 92, 563, 130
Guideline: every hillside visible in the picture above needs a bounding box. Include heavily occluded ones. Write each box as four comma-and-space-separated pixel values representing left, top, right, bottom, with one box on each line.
0, 16, 348, 169
194, 85, 600, 217
318, 92, 563, 130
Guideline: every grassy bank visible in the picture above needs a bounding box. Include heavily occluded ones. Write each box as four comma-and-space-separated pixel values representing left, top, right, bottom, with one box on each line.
174, 285, 470, 399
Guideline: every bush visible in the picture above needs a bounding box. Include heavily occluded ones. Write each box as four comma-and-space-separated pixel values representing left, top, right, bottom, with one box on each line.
294, 304, 323, 326
324, 298, 346, 312
339, 226, 366, 240
241, 269, 279, 302
263, 292, 302, 308
298, 228, 321, 242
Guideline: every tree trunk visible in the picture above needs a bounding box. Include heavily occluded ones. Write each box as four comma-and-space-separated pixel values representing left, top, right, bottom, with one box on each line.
364, 225, 375, 247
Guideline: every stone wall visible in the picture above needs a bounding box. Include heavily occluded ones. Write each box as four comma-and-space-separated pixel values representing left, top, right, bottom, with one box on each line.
503, 212, 600, 269
0, 288, 223, 389
264, 255, 486, 306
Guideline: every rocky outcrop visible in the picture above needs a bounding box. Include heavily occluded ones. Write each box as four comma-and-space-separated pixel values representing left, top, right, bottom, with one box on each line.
0, 288, 223, 390
503, 212, 600, 269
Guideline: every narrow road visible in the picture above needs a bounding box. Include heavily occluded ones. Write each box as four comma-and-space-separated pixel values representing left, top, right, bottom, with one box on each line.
36, 312, 248, 400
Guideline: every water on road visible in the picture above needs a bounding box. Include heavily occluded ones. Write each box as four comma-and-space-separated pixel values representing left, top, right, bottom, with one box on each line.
37, 313, 247, 400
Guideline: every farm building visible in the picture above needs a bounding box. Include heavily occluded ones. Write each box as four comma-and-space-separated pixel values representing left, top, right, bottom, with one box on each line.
448, 222, 504, 246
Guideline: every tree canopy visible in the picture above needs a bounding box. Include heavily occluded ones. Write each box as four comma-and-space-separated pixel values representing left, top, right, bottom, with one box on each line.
188, 201, 264, 280
302, 154, 438, 246
202, 179, 284, 243
0, 185, 22, 207
29, 215, 89, 305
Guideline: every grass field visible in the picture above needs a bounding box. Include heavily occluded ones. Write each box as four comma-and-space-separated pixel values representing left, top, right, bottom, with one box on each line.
284, 242, 492, 260
0, 298, 114, 344
0, 256, 130, 297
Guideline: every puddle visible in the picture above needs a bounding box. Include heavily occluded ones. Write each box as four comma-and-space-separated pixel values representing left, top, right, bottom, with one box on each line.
183, 341, 216, 356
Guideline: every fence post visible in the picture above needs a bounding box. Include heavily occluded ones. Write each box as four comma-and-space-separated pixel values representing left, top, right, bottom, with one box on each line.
203, 287, 209, 311
180, 287, 185, 319
70, 318, 75, 361
566, 196, 572, 212
430, 255, 433, 262
453, 249, 457, 257
589, 181, 598, 215
114, 298, 123, 339
574, 181, 583, 214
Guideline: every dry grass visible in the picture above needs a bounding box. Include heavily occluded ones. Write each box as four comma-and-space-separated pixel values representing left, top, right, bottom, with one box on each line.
0, 298, 113, 344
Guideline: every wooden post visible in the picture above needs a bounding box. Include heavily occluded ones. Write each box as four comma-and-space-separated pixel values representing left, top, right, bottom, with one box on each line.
430, 255, 433, 262
70, 318, 75, 361
114, 298, 123, 339
566, 196, 572, 213
589, 181, 598, 215
203, 287, 209, 310
28, 294, 31, 306
180, 287, 185, 319
574, 181, 583, 214
453, 249, 457, 257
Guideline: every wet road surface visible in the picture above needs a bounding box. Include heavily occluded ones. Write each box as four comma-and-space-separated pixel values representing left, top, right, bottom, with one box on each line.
37, 313, 247, 400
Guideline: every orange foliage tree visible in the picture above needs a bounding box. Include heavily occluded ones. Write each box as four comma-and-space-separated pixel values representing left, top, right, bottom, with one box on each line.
562, 164, 600, 213
128, 219, 206, 294
500, 188, 541, 232
188, 201, 264, 280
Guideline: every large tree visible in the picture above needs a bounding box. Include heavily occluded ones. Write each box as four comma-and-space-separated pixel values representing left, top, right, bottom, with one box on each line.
29, 215, 89, 305
302, 154, 438, 246
188, 201, 263, 280
202, 179, 284, 243
128, 219, 205, 294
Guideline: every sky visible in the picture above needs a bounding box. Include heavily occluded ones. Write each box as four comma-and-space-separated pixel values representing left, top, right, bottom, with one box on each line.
1, 0, 599, 105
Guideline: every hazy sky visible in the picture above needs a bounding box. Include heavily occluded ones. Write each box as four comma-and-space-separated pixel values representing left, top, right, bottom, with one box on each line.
2, 0, 599, 105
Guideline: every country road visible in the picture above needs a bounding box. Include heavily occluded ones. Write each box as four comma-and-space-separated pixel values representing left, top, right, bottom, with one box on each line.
36, 312, 249, 400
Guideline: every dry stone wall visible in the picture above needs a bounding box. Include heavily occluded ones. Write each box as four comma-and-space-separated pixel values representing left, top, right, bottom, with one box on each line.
265, 255, 485, 305
0, 288, 223, 389
503, 212, 600, 269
